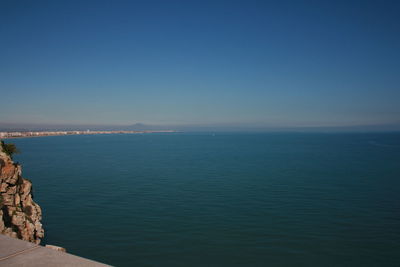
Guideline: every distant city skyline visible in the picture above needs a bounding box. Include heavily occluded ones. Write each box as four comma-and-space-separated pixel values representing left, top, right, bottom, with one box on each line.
1, 0, 400, 130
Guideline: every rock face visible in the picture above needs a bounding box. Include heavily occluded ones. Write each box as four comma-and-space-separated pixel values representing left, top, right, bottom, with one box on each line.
0, 144, 44, 244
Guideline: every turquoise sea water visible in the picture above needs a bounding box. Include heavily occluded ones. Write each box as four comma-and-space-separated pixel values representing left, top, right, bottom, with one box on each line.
11, 133, 400, 266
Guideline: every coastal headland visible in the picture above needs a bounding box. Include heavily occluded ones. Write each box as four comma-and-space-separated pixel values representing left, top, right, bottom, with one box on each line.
0, 130, 176, 139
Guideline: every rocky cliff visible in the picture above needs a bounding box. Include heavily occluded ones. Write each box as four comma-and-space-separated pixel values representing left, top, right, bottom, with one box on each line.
0, 143, 44, 244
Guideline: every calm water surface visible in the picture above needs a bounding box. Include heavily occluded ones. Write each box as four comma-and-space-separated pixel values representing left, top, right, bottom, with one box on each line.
12, 133, 400, 266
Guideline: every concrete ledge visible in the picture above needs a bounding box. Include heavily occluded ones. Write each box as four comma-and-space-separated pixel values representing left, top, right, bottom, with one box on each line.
0, 234, 111, 266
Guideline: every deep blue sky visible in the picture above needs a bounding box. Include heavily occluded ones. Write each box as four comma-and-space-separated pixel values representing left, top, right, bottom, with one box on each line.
1, 0, 399, 128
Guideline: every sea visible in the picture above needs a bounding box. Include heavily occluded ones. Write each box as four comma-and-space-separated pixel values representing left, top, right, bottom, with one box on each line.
11, 132, 400, 266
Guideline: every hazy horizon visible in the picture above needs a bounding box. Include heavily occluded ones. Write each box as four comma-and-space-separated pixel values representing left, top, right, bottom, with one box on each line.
1, 121, 400, 133
1, 1, 400, 128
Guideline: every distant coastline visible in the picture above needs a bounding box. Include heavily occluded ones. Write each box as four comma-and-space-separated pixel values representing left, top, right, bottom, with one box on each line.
0, 130, 177, 139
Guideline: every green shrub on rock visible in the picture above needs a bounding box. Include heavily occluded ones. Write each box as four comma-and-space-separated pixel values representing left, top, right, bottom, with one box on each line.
0, 141, 20, 159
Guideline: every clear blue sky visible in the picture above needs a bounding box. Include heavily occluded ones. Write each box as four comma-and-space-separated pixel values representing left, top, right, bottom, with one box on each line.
1, 0, 399, 128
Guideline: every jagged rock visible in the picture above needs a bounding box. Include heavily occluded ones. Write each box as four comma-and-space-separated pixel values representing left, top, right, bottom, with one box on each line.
0, 211, 4, 229
0, 143, 44, 244
46, 244, 67, 252
11, 211, 25, 226
3, 194, 15, 206
0, 183, 7, 192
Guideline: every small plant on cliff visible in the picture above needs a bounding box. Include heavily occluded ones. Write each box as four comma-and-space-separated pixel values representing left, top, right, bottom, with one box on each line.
0, 141, 20, 159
